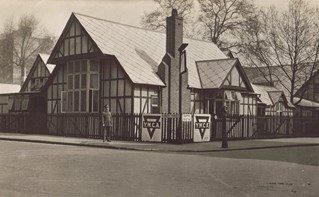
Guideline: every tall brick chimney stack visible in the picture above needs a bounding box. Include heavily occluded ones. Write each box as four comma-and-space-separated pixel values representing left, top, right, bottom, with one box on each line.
166, 9, 183, 58
158, 9, 186, 113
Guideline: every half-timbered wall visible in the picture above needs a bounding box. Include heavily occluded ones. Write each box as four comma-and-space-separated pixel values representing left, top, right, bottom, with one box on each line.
101, 58, 134, 114
265, 102, 294, 116
22, 59, 50, 92
47, 64, 66, 114
240, 94, 257, 116
54, 20, 98, 59
205, 90, 257, 116
133, 85, 159, 114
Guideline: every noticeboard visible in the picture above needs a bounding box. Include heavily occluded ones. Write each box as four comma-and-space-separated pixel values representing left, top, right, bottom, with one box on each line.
182, 114, 192, 122
141, 114, 162, 142
193, 114, 211, 142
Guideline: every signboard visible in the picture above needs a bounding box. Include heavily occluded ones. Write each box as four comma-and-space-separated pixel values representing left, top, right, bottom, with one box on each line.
193, 114, 211, 142
182, 114, 192, 122
142, 114, 162, 142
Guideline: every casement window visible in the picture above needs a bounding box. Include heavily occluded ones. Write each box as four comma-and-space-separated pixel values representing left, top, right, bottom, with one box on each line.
151, 95, 159, 113
61, 59, 99, 113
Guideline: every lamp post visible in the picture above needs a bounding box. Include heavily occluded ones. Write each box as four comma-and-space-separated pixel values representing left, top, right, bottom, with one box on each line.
221, 105, 228, 148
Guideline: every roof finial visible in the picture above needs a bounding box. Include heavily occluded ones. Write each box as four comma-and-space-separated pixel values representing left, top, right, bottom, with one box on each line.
172, 9, 178, 17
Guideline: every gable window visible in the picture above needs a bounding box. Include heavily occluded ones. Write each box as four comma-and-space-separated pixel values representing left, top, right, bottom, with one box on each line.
61, 59, 99, 113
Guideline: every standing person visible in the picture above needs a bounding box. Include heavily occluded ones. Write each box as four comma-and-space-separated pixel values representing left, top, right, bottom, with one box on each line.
102, 105, 112, 142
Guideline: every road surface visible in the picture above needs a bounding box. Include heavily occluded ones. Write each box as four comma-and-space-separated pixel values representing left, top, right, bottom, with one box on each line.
0, 141, 318, 197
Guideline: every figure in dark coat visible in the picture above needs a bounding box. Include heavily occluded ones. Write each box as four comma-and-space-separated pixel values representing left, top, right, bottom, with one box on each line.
102, 105, 112, 142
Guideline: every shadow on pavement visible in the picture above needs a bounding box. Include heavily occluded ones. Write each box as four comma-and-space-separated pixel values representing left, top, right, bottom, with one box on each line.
182, 146, 319, 166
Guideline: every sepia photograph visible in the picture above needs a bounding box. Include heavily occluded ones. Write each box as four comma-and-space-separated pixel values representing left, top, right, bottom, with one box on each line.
0, 0, 318, 196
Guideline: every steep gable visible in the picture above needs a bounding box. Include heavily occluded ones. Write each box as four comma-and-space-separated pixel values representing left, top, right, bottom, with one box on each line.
197, 58, 253, 91
20, 54, 53, 92
49, 14, 100, 61
222, 63, 248, 89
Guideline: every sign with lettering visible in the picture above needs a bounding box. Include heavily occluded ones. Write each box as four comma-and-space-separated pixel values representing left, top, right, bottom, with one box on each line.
142, 114, 162, 142
182, 114, 192, 122
193, 114, 211, 142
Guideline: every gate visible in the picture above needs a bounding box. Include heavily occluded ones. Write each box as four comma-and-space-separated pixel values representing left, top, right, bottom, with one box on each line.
161, 114, 193, 143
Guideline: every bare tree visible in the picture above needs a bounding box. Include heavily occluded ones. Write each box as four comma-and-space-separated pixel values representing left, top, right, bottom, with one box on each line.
0, 18, 15, 83
0, 14, 54, 84
197, 0, 256, 47
141, 0, 194, 36
239, 0, 319, 105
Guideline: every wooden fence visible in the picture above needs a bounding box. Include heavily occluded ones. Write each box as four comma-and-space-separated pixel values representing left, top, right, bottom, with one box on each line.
161, 114, 193, 143
1, 113, 318, 142
47, 113, 141, 141
211, 115, 319, 140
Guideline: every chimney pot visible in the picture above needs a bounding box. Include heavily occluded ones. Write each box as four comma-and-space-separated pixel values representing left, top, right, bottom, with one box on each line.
172, 9, 178, 17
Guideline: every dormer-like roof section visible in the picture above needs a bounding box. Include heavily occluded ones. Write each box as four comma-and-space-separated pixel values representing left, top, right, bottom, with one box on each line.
197, 59, 237, 89
196, 58, 253, 91
252, 84, 294, 107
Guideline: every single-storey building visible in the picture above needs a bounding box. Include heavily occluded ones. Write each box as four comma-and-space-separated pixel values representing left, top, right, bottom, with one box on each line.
0, 54, 55, 114
251, 84, 294, 116
44, 10, 257, 120
244, 65, 319, 118
0, 83, 20, 114
0, 10, 265, 140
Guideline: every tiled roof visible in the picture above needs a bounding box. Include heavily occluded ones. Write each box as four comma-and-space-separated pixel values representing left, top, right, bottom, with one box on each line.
252, 84, 294, 107
293, 97, 319, 108
268, 91, 283, 104
196, 59, 237, 89
0, 83, 20, 94
74, 13, 227, 88
244, 65, 319, 99
251, 84, 277, 105
39, 53, 56, 73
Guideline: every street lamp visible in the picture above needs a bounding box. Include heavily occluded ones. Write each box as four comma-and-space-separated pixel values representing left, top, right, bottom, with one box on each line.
221, 105, 228, 148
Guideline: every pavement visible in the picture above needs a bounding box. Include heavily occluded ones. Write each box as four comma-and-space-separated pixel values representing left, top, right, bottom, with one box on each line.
0, 132, 318, 152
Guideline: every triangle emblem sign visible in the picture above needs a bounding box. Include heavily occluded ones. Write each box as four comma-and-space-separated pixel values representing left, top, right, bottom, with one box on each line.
195, 116, 210, 139
143, 115, 161, 139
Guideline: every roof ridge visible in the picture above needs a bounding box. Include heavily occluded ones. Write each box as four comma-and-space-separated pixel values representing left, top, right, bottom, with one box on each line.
72, 12, 219, 45
73, 12, 165, 35
196, 58, 237, 64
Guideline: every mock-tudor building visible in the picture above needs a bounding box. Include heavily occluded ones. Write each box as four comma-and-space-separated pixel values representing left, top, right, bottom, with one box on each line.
244, 64, 319, 117
44, 10, 257, 120
251, 84, 294, 116
0, 54, 54, 114
0, 83, 20, 114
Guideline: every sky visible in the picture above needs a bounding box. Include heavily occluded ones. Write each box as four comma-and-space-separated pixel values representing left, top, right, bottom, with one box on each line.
0, 0, 319, 37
